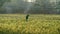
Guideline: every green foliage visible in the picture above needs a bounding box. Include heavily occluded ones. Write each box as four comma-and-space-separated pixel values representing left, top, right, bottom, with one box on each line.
0, 0, 10, 7
0, 0, 59, 14
0, 14, 60, 34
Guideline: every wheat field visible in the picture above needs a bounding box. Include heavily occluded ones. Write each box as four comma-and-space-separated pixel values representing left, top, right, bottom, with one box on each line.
0, 14, 60, 34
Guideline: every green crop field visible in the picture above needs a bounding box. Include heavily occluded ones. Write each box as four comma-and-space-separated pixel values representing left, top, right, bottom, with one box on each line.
0, 14, 60, 34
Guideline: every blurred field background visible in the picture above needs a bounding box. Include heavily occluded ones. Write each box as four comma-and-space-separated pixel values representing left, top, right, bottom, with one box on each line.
0, 0, 60, 34
0, 14, 60, 34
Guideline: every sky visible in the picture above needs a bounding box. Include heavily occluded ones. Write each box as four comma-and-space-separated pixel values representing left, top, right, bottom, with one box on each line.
24, 0, 36, 2
27, 0, 57, 2
27, 0, 32, 2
